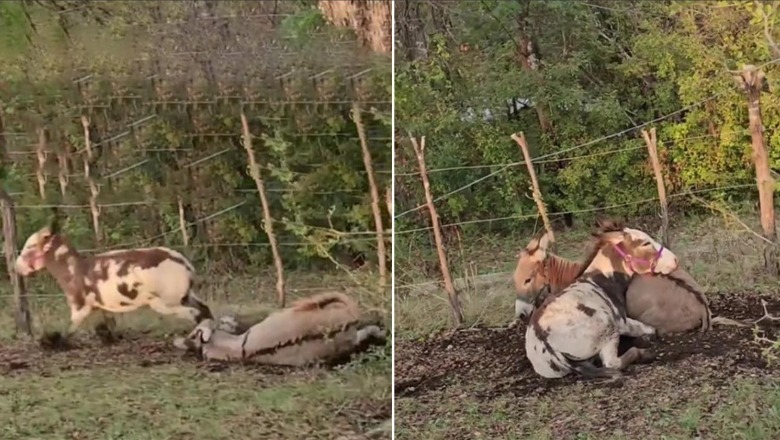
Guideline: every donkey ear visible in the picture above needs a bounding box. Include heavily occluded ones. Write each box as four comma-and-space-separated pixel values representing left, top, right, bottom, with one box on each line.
537, 231, 552, 251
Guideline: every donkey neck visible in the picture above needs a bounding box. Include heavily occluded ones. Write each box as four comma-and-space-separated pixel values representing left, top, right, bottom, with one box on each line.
545, 254, 584, 295
581, 250, 635, 310
42, 235, 88, 291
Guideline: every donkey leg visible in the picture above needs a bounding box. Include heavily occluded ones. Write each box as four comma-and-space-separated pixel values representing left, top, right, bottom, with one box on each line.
94, 311, 118, 344
619, 318, 656, 338
67, 304, 94, 336
356, 325, 385, 344
599, 334, 656, 371
148, 298, 201, 323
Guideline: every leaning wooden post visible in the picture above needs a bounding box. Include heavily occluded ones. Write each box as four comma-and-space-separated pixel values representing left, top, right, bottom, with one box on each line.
409, 135, 463, 327
734, 64, 778, 275
35, 127, 47, 200
511, 132, 556, 252
240, 111, 286, 306
0, 188, 32, 336
81, 115, 102, 245
352, 103, 388, 287
177, 195, 189, 246
641, 128, 670, 247
0, 111, 32, 336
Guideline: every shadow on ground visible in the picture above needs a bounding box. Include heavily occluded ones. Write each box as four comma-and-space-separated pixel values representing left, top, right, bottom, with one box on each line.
395, 293, 780, 439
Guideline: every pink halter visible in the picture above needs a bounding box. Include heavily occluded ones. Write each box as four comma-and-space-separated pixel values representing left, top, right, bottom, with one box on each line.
613, 242, 664, 273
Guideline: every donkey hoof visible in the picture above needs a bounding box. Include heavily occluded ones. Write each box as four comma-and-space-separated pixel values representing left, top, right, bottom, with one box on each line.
39, 331, 76, 351
637, 349, 657, 364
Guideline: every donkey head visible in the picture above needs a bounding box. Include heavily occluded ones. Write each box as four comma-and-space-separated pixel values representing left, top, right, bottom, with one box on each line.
15, 211, 62, 276
513, 230, 553, 319
589, 219, 678, 277
173, 319, 216, 355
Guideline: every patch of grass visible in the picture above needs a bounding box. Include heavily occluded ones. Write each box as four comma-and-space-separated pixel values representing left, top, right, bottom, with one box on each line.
1, 356, 390, 440
0, 269, 391, 439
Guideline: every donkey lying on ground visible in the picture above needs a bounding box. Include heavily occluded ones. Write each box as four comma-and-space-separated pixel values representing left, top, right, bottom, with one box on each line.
512, 230, 748, 333
14, 216, 212, 340
173, 291, 386, 366
525, 220, 679, 379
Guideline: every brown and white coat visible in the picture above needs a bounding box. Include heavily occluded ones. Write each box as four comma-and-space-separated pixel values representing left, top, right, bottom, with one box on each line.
15, 220, 212, 335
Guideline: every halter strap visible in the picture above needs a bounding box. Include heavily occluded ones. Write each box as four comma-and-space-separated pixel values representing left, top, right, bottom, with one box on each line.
613, 242, 664, 273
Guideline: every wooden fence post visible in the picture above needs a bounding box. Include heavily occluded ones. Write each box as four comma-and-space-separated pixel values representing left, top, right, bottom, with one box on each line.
0, 110, 33, 336
410, 135, 463, 327
81, 115, 102, 245
35, 127, 47, 200
511, 132, 556, 252
177, 195, 189, 246
734, 64, 778, 275
641, 128, 670, 247
352, 103, 388, 287
240, 111, 286, 307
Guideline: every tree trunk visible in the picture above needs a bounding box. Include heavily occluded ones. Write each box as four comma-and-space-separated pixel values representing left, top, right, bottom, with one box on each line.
318, 0, 391, 53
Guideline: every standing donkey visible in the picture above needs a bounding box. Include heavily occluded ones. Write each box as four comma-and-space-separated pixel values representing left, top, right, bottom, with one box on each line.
14, 214, 212, 341
512, 230, 747, 333
524, 220, 678, 379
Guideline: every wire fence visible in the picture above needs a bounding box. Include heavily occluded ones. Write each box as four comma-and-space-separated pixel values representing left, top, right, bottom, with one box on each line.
394, 58, 780, 309
394, 56, 780, 220
0, 3, 393, 320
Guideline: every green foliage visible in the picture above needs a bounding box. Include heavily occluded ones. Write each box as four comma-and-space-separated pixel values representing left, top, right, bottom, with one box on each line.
395, 0, 777, 245
0, 2, 391, 273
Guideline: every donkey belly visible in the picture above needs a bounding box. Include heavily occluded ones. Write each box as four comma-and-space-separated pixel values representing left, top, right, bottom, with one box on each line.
92, 290, 147, 313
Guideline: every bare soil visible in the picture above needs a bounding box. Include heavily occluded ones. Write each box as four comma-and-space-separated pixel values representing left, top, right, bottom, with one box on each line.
395, 292, 780, 439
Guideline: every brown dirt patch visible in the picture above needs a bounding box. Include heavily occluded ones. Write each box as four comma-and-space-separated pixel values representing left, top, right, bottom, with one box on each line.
395, 292, 780, 438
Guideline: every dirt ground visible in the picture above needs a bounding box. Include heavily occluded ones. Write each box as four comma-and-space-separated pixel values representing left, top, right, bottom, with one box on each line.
395, 292, 780, 439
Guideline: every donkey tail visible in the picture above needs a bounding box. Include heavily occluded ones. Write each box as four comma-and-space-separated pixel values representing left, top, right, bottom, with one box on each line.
564, 356, 623, 378
711, 315, 752, 328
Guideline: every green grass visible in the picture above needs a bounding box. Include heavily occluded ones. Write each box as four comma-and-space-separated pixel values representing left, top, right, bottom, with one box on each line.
0, 269, 391, 439
2, 358, 390, 439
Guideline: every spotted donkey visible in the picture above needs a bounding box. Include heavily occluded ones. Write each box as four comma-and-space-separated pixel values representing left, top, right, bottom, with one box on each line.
14, 215, 212, 339
524, 220, 679, 379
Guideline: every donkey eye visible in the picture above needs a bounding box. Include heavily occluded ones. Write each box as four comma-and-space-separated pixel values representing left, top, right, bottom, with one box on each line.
524, 278, 532, 284
642, 241, 652, 247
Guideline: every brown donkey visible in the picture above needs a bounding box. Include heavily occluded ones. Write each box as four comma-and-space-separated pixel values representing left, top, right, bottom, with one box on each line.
512, 230, 747, 334
525, 220, 680, 378
173, 291, 386, 366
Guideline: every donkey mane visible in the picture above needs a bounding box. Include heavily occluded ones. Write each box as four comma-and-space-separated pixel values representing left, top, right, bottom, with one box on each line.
546, 254, 584, 295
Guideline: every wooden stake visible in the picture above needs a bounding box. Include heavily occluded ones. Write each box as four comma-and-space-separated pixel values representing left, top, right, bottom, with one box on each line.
0, 110, 32, 336
410, 135, 463, 327
641, 128, 670, 247
734, 65, 778, 275
511, 132, 556, 252
56, 145, 69, 197
240, 112, 286, 306
352, 103, 388, 287
35, 127, 47, 199
177, 195, 189, 246
81, 115, 102, 244
386, 186, 392, 218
